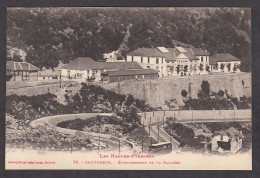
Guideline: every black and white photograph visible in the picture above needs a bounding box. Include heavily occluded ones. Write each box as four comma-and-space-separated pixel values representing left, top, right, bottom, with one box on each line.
5, 7, 252, 170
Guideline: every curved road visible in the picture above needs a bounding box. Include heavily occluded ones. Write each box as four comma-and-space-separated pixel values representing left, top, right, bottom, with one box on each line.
30, 115, 134, 153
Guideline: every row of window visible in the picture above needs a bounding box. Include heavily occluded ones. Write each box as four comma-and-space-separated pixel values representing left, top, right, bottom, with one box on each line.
131, 56, 209, 64
201, 56, 208, 62
131, 56, 164, 64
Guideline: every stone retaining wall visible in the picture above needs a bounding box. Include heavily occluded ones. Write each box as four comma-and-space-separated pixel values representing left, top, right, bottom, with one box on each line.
102, 73, 251, 107
141, 109, 252, 125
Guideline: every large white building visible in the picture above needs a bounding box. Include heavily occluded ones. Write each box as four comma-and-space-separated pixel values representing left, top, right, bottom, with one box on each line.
127, 47, 242, 77
127, 46, 210, 77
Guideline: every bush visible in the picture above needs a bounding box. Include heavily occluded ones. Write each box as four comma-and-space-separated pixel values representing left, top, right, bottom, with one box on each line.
200, 80, 210, 97
181, 89, 188, 97
218, 90, 225, 97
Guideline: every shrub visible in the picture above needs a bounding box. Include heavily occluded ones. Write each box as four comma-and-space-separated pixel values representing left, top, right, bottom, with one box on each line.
181, 89, 188, 97
218, 90, 225, 97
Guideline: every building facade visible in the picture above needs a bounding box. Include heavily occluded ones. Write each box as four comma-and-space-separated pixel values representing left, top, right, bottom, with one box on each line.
61, 57, 143, 81
209, 53, 241, 73
127, 47, 210, 77
6, 61, 40, 81
101, 69, 158, 83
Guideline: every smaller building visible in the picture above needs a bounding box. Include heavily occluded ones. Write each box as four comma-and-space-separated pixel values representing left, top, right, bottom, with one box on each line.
61, 57, 103, 81
6, 61, 40, 81
211, 127, 243, 153
101, 69, 158, 83
209, 53, 241, 73
61, 57, 143, 81
38, 69, 57, 80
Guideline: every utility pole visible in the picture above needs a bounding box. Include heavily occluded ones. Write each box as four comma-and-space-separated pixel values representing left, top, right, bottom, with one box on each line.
141, 132, 144, 153
119, 140, 120, 153
178, 105, 180, 120
157, 125, 160, 143
149, 116, 152, 135
220, 105, 222, 119
191, 106, 193, 123
233, 109, 236, 122
142, 114, 145, 127
163, 115, 165, 128
59, 70, 62, 89
71, 138, 73, 153
163, 109, 165, 127
98, 136, 100, 154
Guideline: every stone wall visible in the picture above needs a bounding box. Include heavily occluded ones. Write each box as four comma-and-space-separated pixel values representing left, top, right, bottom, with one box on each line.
6, 84, 60, 96
141, 109, 252, 125
6, 80, 79, 96
102, 73, 251, 107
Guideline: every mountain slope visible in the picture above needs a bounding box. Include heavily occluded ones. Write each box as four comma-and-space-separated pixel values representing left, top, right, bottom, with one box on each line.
7, 7, 251, 71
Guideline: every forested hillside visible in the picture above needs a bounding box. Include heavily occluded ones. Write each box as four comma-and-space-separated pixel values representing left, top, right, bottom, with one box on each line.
7, 7, 251, 71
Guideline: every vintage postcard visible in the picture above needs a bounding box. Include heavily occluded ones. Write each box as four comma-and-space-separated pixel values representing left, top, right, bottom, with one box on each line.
5, 7, 252, 170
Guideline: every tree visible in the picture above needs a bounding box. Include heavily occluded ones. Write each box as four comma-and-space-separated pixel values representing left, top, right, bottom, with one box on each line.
7, 52, 23, 62
200, 80, 210, 97
206, 65, 210, 72
184, 65, 188, 73
7, 8, 251, 70
220, 63, 225, 71
193, 65, 197, 72
213, 64, 218, 70
181, 89, 188, 97
169, 66, 174, 73
125, 94, 135, 106
199, 64, 204, 71
233, 64, 240, 72
218, 90, 225, 97
227, 63, 231, 72
176, 65, 180, 74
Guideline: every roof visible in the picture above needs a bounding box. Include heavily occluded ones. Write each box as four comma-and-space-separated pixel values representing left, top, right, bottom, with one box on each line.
190, 47, 210, 56
63, 57, 103, 70
209, 53, 241, 65
128, 48, 165, 58
6, 61, 40, 71
226, 127, 242, 138
99, 62, 142, 70
63, 57, 142, 71
128, 47, 208, 62
102, 69, 158, 77
150, 142, 171, 147
63, 57, 142, 70
176, 46, 187, 53
157, 47, 169, 53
